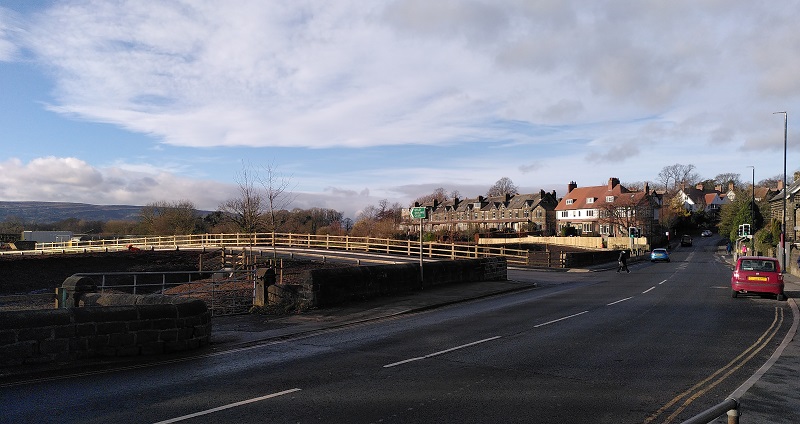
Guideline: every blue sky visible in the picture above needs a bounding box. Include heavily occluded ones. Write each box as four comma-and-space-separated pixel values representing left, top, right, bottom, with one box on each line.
1, 1, 799, 219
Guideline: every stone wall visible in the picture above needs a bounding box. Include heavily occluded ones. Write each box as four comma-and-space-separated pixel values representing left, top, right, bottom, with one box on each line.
302, 257, 507, 307
0, 293, 210, 369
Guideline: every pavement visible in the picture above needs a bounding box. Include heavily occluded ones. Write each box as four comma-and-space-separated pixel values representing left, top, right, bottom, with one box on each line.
210, 255, 800, 423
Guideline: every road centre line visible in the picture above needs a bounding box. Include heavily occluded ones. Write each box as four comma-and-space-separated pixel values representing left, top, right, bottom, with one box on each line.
659, 279, 667, 285
383, 336, 502, 368
533, 311, 589, 328
607, 297, 633, 306
153, 388, 301, 424
642, 286, 656, 294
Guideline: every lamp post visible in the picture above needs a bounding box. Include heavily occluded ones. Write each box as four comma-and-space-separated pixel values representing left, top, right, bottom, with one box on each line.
774, 111, 788, 272
747, 166, 755, 253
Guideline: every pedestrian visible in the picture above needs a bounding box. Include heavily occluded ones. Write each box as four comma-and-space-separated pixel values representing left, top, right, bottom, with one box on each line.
742, 244, 748, 255
617, 250, 630, 273
726, 241, 732, 255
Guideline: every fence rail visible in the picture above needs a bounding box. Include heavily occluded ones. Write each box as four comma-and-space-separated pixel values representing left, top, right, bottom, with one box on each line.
0, 232, 533, 265
72, 269, 257, 316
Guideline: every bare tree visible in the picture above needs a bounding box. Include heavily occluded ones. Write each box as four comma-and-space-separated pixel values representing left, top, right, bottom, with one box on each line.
218, 163, 265, 233
597, 193, 653, 236
259, 162, 297, 234
413, 187, 450, 206
487, 177, 519, 197
657, 164, 699, 192
714, 173, 742, 189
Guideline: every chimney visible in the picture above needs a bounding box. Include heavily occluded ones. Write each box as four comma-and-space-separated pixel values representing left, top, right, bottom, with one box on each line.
644, 182, 649, 195
608, 177, 619, 190
551, 190, 557, 199
568, 181, 577, 193
778, 180, 784, 190
540, 189, 545, 198
794, 171, 800, 183
696, 183, 704, 191
715, 184, 722, 192
728, 182, 734, 191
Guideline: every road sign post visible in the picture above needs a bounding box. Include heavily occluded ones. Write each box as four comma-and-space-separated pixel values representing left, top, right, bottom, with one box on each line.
410, 207, 427, 284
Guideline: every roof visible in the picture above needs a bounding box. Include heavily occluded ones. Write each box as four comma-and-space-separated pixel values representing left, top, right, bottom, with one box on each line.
555, 181, 646, 211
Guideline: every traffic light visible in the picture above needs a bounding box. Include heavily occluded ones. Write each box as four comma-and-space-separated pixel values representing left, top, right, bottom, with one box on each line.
738, 224, 751, 237
629, 227, 639, 237
738, 225, 743, 237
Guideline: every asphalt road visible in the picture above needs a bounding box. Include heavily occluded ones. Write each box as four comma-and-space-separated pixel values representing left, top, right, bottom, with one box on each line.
2, 236, 793, 423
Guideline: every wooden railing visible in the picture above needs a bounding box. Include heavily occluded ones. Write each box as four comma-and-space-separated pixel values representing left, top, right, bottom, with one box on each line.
0, 233, 533, 266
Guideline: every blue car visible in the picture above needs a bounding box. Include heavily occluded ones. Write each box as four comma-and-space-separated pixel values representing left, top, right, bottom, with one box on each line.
650, 248, 670, 262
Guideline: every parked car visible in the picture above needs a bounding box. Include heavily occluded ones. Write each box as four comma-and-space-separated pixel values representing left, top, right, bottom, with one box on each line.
680, 235, 693, 246
731, 256, 785, 300
701, 230, 712, 237
650, 248, 670, 262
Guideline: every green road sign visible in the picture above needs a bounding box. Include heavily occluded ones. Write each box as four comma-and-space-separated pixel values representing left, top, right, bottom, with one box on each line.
411, 207, 427, 219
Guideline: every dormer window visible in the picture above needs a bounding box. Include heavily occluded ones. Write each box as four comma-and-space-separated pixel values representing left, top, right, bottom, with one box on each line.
566, 199, 574, 205
586, 198, 594, 204
606, 196, 615, 202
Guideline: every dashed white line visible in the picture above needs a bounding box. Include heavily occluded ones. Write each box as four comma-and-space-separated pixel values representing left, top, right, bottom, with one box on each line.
384, 336, 502, 368
659, 279, 667, 285
533, 311, 589, 328
642, 286, 656, 294
153, 388, 301, 424
607, 297, 633, 306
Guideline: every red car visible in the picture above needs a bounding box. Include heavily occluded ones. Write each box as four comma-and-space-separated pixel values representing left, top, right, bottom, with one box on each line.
731, 256, 786, 300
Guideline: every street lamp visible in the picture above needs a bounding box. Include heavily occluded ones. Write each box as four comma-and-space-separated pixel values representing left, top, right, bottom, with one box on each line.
774, 111, 788, 272
747, 166, 755, 253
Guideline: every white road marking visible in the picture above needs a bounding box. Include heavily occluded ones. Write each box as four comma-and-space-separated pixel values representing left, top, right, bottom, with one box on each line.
153, 388, 301, 423
642, 286, 656, 294
383, 336, 502, 368
533, 311, 589, 328
607, 297, 633, 306
659, 279, 667, 285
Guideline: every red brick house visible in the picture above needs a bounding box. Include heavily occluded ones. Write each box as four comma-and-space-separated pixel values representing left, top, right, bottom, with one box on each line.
555, 177, 658, 236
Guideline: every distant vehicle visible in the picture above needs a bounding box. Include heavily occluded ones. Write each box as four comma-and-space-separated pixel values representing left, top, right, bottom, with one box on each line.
680, 235, 693, 246
650, 248, 670, 262
731, 256, 785, 300
701, 230, 712, 237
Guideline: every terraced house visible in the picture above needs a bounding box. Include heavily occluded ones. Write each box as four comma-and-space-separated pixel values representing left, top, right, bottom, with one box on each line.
555, 177, 659, 237
407, 190, 559, 235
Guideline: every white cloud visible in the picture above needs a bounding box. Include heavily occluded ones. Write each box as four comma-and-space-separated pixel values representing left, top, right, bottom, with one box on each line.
0, 157, 231, 210
19, 0, 797, 154
2, 1, 800, 218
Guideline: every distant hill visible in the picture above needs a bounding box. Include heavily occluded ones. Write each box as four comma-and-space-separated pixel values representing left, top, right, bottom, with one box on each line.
0, 201, 145, 223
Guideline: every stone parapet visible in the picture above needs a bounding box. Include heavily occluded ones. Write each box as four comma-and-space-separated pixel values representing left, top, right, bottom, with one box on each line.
0, 292, 210, 369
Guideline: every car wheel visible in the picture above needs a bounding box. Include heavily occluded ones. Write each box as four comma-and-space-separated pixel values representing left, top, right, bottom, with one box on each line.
777, 293, 787, 301
731, 290, 738, 298
666, 259, 670, 262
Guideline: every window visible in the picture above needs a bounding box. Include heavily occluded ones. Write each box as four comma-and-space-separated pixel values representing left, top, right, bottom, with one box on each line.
560, 211, 568, 218
566, 199, 574, 205
606, 196, 615, 202
586, 198, 594, 204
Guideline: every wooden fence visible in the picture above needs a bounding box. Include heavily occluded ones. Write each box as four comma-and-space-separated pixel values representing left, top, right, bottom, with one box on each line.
0, 232, 535, 266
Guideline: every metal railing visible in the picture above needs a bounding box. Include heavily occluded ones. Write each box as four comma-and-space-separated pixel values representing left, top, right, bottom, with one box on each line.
681, 398, 739, 424
73, 269, 256, 316
0, 232, 532, 265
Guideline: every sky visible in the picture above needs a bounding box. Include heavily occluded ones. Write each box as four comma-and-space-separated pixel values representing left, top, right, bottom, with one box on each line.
1, 1, 799, 219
